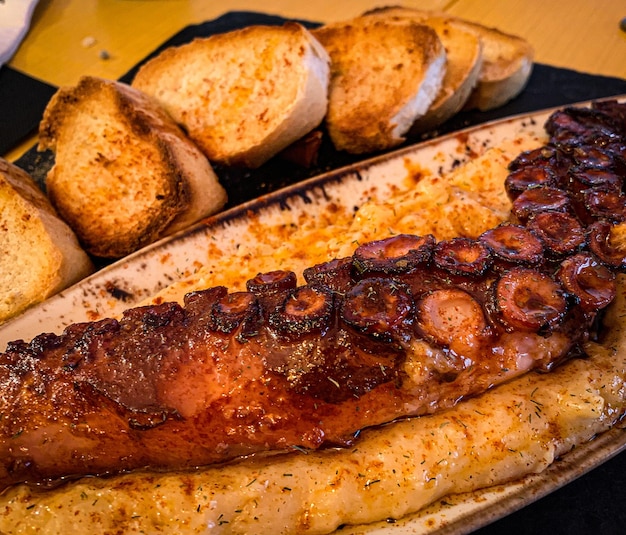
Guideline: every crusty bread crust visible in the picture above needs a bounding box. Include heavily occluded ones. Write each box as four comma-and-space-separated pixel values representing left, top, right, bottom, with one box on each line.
409, 17, 483, 133
459, 21, 534, 111
461, 22, 533, 82
360, 9, 483, 133
313, 18, 446, 154
132, 23, 330, 168
363, 6, 533, 112
0, 159, 93, 323
39, 76, 226, 258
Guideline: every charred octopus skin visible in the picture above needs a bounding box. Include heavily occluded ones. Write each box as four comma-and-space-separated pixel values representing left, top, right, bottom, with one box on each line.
1, 101, 626, 490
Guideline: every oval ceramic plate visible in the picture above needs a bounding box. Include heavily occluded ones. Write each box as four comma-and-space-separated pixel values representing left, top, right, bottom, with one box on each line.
1, 98, 625, 534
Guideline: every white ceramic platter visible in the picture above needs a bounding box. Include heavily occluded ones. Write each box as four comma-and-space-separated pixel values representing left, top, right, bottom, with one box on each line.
1, 98, 626, 534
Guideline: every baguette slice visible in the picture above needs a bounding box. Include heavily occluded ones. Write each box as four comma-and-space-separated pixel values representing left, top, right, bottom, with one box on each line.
458, 18, 534, 111
39, 76, 227, 258
0, 159, 93, 323
361, 9, 483, 133
313, 18, 446, 154
410, 17, 483, 132
131, 23, 330, 169
364, 6, 534, 112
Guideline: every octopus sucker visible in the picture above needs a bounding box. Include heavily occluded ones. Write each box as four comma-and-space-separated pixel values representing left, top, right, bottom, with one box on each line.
433, 237, 492, 277
416, 288, 489, 356
587, 220, 626, 269
527, 212, 585, 258
557, 253, 617, 312
479, 224, 544, 267
269, 285, 334, 335
583, 188, 626, 222
511, 186, 571, 223
352, 234, 434, 275
504, 165, 557, 199
494, 267, 567, 331
0, 101, 625, 491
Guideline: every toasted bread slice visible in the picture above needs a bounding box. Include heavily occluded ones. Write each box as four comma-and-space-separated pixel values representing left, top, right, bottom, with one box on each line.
456, 18, 534, 111
361, 10, 482, 133
131, 23, 330, 169
0, 158, 93, 323
363, 6, 533, 112
313, 18, 446, 154
39, 76, 227, 258
410, 17, 483, 132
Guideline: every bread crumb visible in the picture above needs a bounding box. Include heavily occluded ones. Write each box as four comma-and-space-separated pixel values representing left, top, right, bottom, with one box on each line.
81, 36, 97, 48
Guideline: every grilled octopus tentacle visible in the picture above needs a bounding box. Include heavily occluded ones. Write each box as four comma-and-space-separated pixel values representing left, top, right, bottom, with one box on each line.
1, 101, 626, 491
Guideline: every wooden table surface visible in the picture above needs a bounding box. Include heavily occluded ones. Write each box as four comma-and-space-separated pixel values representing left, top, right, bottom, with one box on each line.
4, 0, 626, 161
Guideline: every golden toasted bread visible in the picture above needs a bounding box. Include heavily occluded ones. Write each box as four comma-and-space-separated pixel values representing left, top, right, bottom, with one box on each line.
0, 158, 93, 323
364, 6, 533, 112
312, 18, 446, 154
361, 10, 483, 133
131, 23, 330, 168
411, 17, 483, 132
38, 76, 227, 258
457, 18, 534, 111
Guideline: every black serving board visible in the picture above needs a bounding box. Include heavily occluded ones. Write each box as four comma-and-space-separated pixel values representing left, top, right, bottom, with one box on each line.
0, 65, 56, 156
